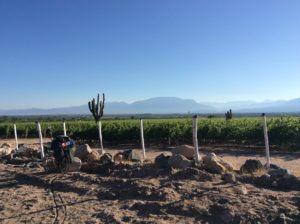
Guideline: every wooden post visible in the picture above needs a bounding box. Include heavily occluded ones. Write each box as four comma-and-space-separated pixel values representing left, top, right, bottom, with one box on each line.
262, 113, 271, 168
140, 119, 146, 160
98, 121, 105, 155
192, 115, 201, 163
36, 122, 45, 159
63, 121, 67, 136
13, 124, 19, 152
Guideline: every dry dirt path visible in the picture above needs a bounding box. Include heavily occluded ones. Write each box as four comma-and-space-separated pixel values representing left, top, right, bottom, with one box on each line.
1, 139, 300, 223
1, 161, 300, 223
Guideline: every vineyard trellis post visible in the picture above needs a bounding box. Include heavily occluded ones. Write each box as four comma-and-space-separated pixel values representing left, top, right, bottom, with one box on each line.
262, 113, 271, 168
63, 120, 67, 136
192, 115, 201, 163
13, 124, 18, 152
36, 122, 45, 159
88, 93, 105, 155
140, 118, 146, 160
98, 121, 104, 154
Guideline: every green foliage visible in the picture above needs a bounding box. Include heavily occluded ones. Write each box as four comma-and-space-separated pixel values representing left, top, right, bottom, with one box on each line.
1, 117, 300, 148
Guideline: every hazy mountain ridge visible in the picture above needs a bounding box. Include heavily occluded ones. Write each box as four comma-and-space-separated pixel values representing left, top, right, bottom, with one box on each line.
0, 97, 300, 115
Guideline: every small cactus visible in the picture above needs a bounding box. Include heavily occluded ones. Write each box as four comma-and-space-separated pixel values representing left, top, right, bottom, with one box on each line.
225, 109, 233, 120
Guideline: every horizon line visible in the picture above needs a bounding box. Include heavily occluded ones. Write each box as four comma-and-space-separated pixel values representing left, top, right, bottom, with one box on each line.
0, 96, 298, 110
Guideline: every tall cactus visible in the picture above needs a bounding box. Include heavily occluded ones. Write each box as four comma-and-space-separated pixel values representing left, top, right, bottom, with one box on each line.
88, 93, 105, 123
88, 93, 105, 154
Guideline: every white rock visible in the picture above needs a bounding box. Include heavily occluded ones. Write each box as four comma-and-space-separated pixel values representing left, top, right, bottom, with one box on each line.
0, 147, 14, 157
75, 144, 93, 161
1, 143, 11, 148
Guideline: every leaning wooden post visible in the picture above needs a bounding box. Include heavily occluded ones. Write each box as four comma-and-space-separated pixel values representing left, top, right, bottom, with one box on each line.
262, 113, 271, 168
36, 122, 45, 159
13, 124, 19, 152
140, 119, 146, 160
63, 121, 67, 136
192, 115, 201, 163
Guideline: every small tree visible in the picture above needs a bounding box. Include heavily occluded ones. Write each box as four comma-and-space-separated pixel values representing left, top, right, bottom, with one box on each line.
88, 93, 105, 154
225, 109, 233, 120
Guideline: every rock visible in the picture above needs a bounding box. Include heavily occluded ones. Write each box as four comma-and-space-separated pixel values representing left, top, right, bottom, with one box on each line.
171, 145, 195, 160
18, 144, 39, 157
168, 154, 193, 169
258, 174, 271, 185
130, 150, 142, 162
113, 152, 123, 163
86, 150, 100, 163
222, 172, 236, 183
99, 153, 113, 165
68, 157, 82, 172
142, 159, 152, 164
172, 167, 213, 181
122, 149, 132, 160
276, 174, 300, 190
268, 168, 292, 178
1, 143, 11, 148
1, 153, 13, 160
240, 159, 263, 173
202, 154, 227, 174
154, 153, 171, 169
75, 144, 93, 162
258, 169, 300, 190
122, 149, 142, 162
218, 159, 234, 172
268, 163, 281, 170
0, 147, 15, 157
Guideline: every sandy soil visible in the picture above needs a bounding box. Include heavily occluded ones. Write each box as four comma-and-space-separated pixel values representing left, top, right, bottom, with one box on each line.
0, 139, 300, 223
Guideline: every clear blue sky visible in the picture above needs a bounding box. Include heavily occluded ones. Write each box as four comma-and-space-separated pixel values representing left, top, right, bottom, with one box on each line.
0, 0, 299, 109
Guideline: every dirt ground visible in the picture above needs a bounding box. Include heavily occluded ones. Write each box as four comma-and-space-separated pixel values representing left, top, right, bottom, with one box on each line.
0, 139, 300, 223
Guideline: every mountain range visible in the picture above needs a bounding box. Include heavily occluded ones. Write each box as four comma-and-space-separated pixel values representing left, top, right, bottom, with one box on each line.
1, 97, 300, 115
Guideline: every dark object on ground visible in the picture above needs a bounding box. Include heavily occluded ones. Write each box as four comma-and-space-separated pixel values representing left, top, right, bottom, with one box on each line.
168, 154, 193, 169
240, 159, 263, 173
172, 167, 213, 181
100, 153, 113, 165
155, 153, 171, 169
222, 173, 236, 183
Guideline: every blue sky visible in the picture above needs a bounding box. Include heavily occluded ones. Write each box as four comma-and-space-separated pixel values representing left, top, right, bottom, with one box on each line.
0, 0, 299, 109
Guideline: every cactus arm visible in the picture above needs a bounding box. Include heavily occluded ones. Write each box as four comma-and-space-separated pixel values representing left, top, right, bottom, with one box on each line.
88, 101, 93, 113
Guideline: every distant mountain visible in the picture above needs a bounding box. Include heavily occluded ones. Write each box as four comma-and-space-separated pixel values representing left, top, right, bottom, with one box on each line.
0, 97, 300, 115
0, 97, 216, 115
204, 100, 287, 111
236, 98, 300, 113
127, 97, 215, 114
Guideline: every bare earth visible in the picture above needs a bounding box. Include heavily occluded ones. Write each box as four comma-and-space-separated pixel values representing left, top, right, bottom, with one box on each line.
0, 139, 300, 223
